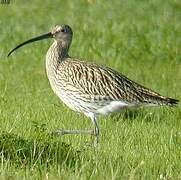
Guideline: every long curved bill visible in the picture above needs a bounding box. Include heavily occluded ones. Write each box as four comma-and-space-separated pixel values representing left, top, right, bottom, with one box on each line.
7, 32, 53, 57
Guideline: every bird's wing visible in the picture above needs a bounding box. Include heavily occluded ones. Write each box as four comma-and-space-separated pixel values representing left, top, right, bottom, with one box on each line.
58, 59, 178, 106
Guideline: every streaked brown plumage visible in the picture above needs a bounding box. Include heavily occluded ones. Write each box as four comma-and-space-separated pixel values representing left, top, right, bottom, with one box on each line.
56, 59, 177, 106
8, 24, 179, 144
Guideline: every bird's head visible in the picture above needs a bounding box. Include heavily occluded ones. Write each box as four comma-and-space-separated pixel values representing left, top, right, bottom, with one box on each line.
51, 25, 73, 43
8, 24, 73, 57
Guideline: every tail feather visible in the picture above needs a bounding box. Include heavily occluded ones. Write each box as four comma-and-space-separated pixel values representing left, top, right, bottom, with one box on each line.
136, 85, 179, 107
147, 96, 179, 107
142, 93, 179, 107
165, 98, 179, 106
132, 80, 179, 107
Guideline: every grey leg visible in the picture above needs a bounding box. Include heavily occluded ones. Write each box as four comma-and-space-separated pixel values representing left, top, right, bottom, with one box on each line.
90, 116, 99, 145
52, 113, 99, 145
52, 129, 94, 136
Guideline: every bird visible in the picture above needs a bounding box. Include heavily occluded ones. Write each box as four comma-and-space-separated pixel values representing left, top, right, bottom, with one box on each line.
8, 24, 179, 144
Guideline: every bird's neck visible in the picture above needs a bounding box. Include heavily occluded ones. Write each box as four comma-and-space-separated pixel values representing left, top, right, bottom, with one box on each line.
47, 41, 70, 61
46, 40, 70, 81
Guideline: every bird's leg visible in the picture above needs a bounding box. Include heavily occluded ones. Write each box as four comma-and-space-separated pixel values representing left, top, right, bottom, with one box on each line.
52, 113, 99, 145
90, 116, 99, 145
52, 129, 94, 136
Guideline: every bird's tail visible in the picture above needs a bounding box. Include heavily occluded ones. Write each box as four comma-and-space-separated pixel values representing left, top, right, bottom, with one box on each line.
162, 97, 179, 106
143, 94, 179, 107
135, 84, 179, 107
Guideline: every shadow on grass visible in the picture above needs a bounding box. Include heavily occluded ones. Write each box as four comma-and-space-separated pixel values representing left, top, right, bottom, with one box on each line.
110, 107, 172, 123
110, 109, 140, 122
0, 129, 81, 170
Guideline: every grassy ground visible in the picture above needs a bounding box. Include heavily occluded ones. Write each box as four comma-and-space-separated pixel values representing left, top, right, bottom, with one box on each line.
0, 0, 181, 179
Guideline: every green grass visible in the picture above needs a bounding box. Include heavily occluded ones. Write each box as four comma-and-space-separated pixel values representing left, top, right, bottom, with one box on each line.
0, 0, 181, 179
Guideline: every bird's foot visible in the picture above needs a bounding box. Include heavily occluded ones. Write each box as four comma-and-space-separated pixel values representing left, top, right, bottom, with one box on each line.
52, 128, 99, 147
52, 129, 94, 136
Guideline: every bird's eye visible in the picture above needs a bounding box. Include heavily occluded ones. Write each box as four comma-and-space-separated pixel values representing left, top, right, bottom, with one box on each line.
61, 28, 66, 33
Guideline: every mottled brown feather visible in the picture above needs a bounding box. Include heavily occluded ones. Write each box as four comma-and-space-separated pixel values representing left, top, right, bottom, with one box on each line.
56, 59, 178, 106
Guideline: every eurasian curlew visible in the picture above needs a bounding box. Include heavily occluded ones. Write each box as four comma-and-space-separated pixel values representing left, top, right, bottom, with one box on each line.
8, 25, 179, 144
